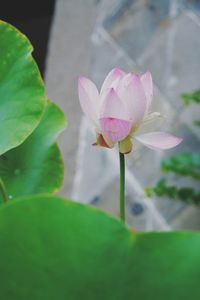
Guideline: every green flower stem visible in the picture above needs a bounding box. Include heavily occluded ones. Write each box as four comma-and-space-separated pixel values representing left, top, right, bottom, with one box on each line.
0, 178, 9, 203
119, 152, 125, 223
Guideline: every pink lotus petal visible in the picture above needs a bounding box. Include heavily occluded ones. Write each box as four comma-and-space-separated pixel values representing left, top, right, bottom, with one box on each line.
117, 74, 147, 124
100, 88, 128, 120
141, 71, 153, 112
78, 76, 99, 123
100, 68, 125, 95
100, 117, 132, 142
118, 72, 132, 87
135, 132, 183, 150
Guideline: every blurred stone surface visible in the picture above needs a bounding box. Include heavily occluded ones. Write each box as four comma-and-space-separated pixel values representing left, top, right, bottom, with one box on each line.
172, 205, 200, 230
45, 0, 96, 196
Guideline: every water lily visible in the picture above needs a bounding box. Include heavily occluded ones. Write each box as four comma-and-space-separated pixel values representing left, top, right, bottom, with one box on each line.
78, 68, 182, 154
78, 68, 183, 222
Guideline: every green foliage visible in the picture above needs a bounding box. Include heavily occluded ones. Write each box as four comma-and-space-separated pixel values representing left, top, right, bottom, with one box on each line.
150, 179, 200, 205
0, 195, 200, 300
194, 120, 200, 127
0, 20, 46, 155
181, 90, 200, 126
150, 89, 200, 205
181, 90, 200, 105
161, 152, 200, 179
0, 101, 67, 202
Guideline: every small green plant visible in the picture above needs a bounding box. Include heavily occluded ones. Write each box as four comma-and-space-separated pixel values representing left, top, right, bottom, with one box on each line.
148, 90, 200, 205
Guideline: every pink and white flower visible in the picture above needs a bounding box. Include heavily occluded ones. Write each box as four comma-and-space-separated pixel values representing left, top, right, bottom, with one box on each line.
78, 68, 182, 154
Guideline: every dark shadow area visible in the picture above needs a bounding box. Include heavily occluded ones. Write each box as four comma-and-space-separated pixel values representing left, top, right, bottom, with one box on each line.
0, 1, 55, 76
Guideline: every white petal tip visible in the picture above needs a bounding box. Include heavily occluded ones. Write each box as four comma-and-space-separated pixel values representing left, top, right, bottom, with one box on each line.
78, 76, 88, 85
143, 70, 152, 77
111, 68, 125, 75
135, 132, 183, 150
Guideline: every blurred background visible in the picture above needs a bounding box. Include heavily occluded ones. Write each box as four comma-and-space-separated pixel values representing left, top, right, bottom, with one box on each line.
1, 0, 200, 231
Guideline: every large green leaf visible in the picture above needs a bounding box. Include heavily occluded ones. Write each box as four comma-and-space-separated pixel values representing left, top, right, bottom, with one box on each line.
0, 195, 199, 300
0, 20, 46, 155
0, 101, 67, 201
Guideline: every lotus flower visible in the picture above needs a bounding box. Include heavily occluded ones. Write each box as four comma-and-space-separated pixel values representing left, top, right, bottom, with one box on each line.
78, 68, 182, 154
